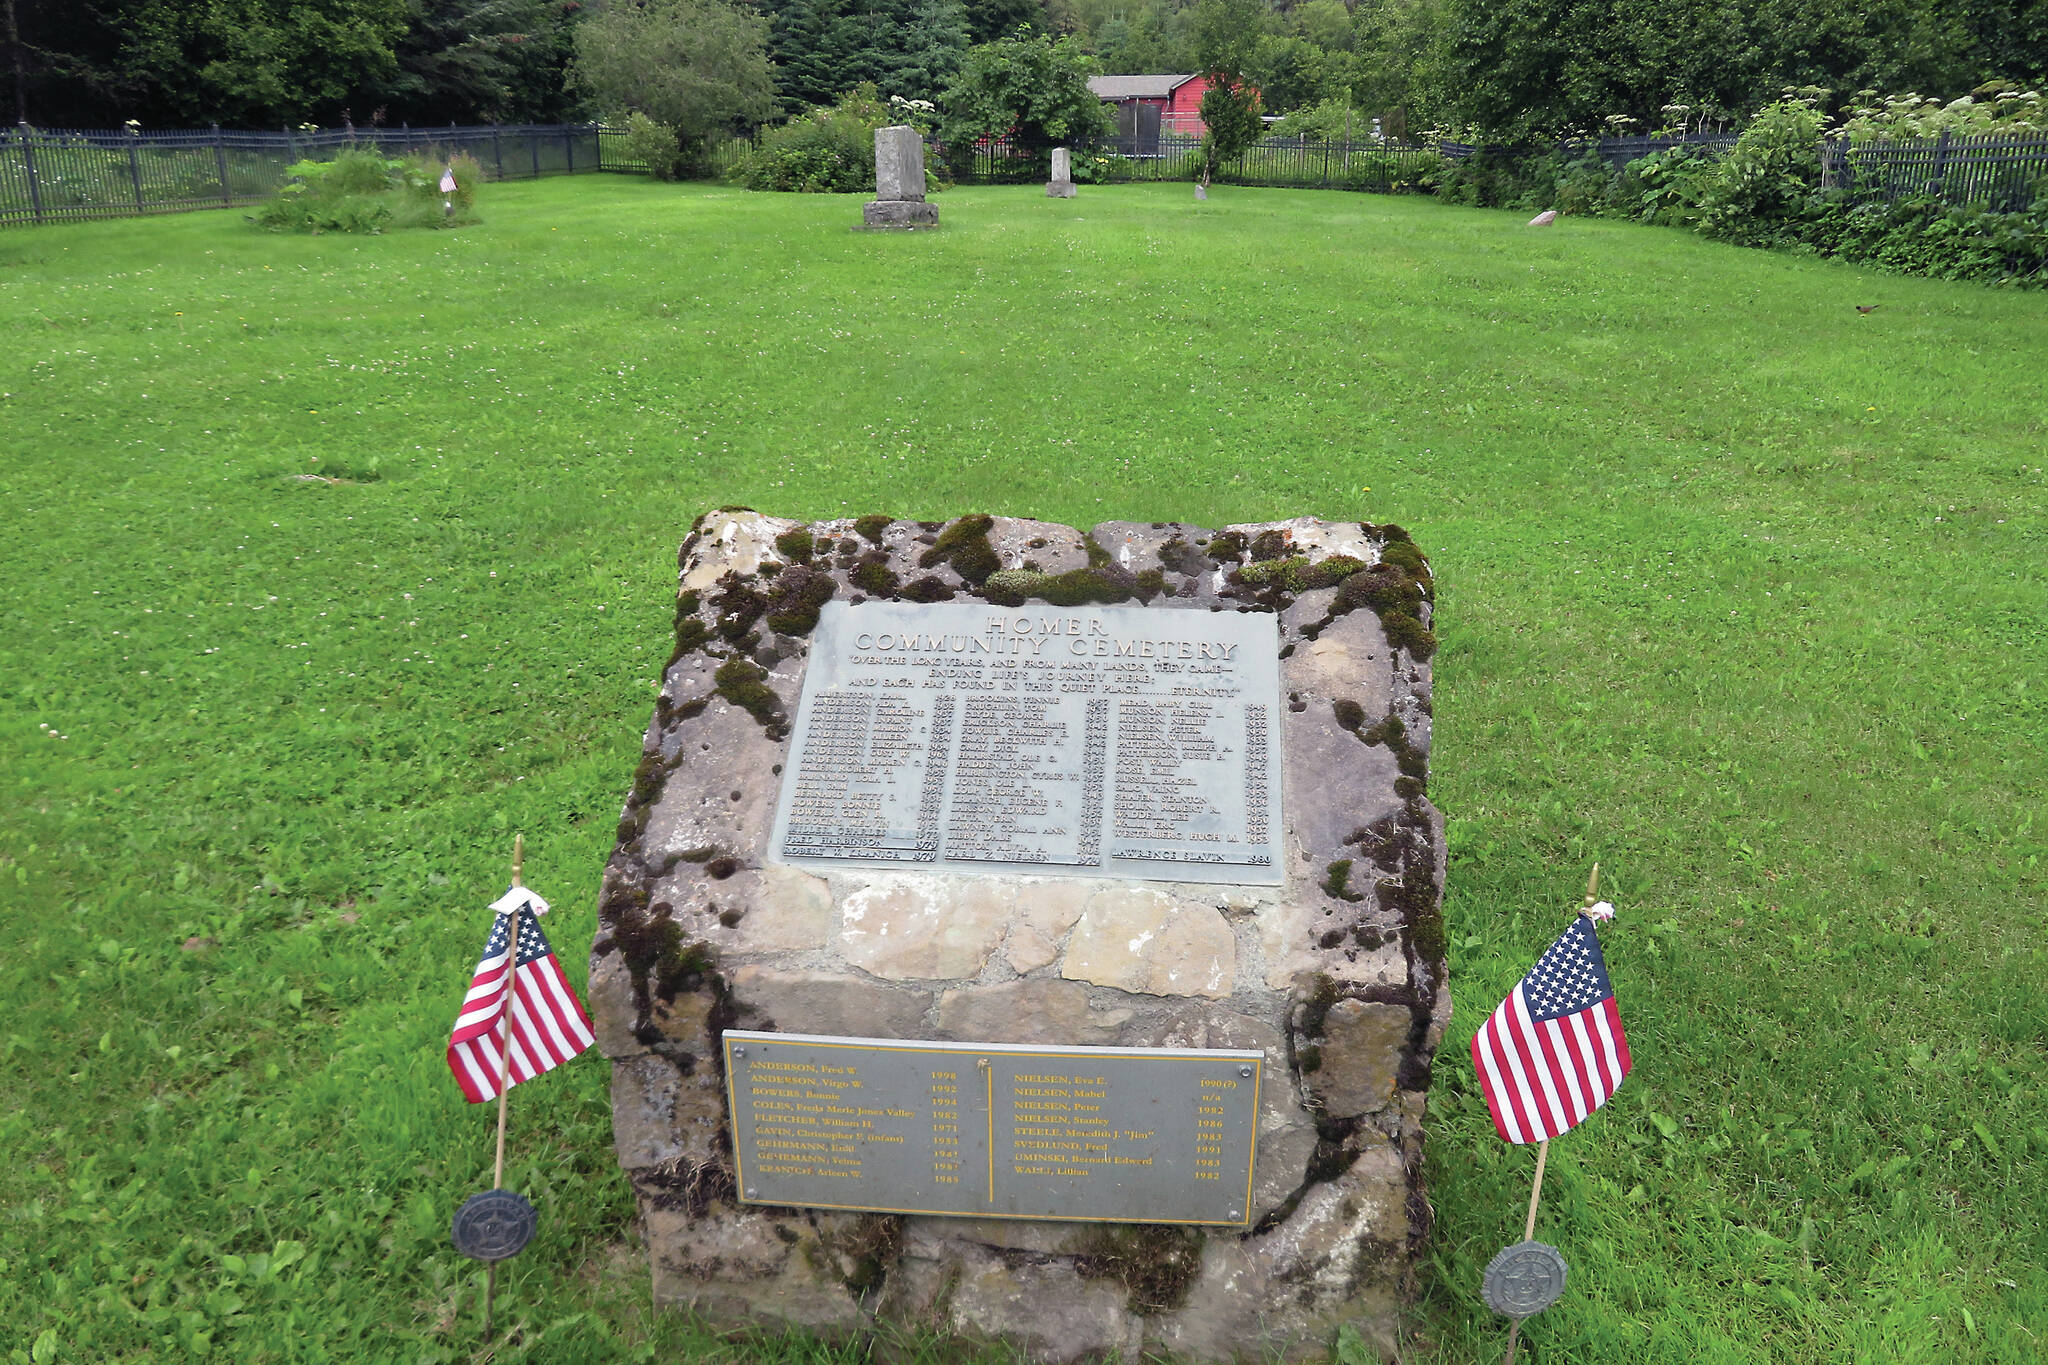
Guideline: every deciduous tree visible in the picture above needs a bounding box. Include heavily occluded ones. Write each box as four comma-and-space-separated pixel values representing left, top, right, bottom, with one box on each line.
571, 0, 776, 149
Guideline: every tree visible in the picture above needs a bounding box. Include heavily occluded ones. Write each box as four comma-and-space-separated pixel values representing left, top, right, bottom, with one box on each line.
962, 0, 1040, 45
572, 0, 775, 149
375, 0, 582, 124
1191, 0, 1265, 190
763, 0, 967, 110
940, 26, 1110, 174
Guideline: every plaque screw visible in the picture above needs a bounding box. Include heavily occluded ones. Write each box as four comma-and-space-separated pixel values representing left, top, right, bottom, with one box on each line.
977, 1058, 990, 1070
734, 1047, 747, 1057
1229, 1210, 1242, 1220
1239, 1066, 1253, 1078
745, 1188, 757, 1198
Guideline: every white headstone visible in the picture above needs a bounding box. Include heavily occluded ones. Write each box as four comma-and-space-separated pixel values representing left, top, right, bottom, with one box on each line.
874, 125, 925, 203
1047, 145, 1076, 198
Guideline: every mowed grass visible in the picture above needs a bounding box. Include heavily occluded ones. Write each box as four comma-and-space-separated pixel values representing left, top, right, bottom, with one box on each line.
0, 176, 2042, 1365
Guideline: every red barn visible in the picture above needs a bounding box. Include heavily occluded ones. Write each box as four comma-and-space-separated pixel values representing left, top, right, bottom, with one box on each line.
1089, 74, 1216, 146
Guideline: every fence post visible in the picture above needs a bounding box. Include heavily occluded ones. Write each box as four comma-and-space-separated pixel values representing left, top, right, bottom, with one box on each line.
16, 123, 44, 224
1927, 128, 1952, 198
564, 126, 574, 173
530, 130, 539, 178
127, 125, 145, 211
492, 123, 503, 180
212, 123, 231, 205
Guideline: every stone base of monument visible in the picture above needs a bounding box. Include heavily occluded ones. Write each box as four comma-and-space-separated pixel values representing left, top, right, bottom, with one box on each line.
593, 512, 1449, 1364
860, 199, 940, 229
1046, 180, 1076, 198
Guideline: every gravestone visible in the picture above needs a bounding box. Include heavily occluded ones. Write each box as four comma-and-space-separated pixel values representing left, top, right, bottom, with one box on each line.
862, 125, 939, 229
593, 512, 1449, 1363
1048, 146, 1076, 198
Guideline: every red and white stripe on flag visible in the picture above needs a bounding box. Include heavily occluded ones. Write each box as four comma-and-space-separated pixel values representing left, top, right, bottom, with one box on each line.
447, 891, 594, 1104
1470, 914, 1631, 1144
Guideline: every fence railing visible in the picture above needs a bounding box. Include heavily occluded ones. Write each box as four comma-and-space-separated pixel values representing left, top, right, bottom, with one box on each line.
1440, 130, 2048, 209
10, 120, 2044, 228
0, 121, 604, 227
1825, 131, 2048, 211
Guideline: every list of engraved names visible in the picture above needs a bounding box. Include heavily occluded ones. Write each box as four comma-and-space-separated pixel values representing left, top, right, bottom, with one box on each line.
724, 1032, 1262, 1224
770, 602, 1282, 884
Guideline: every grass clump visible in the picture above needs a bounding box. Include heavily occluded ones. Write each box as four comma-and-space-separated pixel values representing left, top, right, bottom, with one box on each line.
251, 149, 481, 234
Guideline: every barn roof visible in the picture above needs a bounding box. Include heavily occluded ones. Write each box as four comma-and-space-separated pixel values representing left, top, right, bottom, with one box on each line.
1087, 75, 1197, 100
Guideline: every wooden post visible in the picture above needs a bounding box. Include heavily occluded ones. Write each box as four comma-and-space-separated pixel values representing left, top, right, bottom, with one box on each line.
127, 126, 144, 212
1928, 127, 1952, 199
211, 123, 231, 205
18, 121, 44, 224
482, 834, 525, 1338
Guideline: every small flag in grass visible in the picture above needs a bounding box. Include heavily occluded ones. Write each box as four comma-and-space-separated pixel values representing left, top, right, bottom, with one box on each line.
1471, 904, 1631, 1144
440, 166, 458, 194
447, 886, 594, 1103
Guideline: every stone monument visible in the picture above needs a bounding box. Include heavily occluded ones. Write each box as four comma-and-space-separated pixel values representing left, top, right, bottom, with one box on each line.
592, 512, 1449, 1363
862, 125, 939, 230
1047, 146, 1076, 198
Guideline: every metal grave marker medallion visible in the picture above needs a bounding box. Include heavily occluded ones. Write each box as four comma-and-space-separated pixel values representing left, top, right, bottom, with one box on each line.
1481, 1240, 1569, 1318
769, 601, 1282, 884
724, 1031, 1263, 1225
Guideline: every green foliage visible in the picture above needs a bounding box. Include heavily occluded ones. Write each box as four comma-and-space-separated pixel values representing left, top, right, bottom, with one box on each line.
1841, 81, 2048, 143
619, 112, 685, 181
1436, 0, 2048, 139
248, 148, 480, 233
762, 0, 969, 111
1191, 0, 1269, 187
571, 0, 779, 152
732, 83, 924, 192
1697, 95, 1829, 246
938, 28, 1112, 169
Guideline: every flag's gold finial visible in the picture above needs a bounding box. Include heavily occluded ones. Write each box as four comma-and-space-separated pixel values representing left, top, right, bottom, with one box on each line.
1583, 862, 1600, 910
512, 834, 524, 890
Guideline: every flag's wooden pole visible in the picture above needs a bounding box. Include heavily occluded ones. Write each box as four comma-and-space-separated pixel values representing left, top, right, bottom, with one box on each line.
483, 834, 524, 1338
1503, 864, 1600, 1365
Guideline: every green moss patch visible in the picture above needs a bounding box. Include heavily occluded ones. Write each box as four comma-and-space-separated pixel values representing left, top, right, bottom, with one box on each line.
763, 566, 837, 635
919, 513, 999, 584
982, 565, 1139, 608
714, 655, 788, 739
850, 553, 900, 596
853, 514, 893, 544
773, 528, 814, 564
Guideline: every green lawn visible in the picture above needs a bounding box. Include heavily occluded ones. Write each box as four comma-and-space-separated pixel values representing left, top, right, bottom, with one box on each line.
1, 176, 2042, 1364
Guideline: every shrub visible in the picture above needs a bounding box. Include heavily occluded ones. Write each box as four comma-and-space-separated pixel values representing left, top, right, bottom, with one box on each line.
1696, 95, 1827, 247
619, 112, 684, 180
251, 149, 481, 234
731, 84, 891, 193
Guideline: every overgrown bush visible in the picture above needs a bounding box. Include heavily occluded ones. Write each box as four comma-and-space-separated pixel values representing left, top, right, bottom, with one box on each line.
732, 84, 949, 194
731, 85, 884, 193
250, 149, 481, 233
1695, 95, 1828, 246
618, 112, 684, 180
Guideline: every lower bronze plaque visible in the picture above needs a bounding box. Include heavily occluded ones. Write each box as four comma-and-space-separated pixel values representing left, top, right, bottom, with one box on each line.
724, 1030, 1262, 1226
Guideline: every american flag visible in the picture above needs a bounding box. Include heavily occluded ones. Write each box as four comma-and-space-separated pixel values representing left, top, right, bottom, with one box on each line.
1471, 914, 1631, 1144
447, 888, 595, 1104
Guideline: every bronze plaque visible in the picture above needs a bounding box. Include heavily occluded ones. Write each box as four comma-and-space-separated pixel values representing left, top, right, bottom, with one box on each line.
723, 1030, 1263, 1226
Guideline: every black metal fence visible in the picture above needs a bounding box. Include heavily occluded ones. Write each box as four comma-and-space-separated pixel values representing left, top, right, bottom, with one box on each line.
1440, 130, 2048, 209
0, 121, 603, 227
9, 119, 2043, 228
1826, 131, 2048, 211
